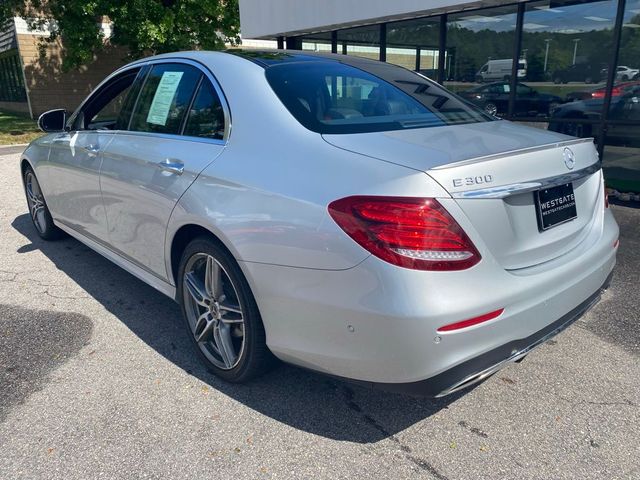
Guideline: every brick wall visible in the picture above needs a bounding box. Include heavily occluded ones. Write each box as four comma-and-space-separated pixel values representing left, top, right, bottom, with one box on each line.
16, 34, 129, 116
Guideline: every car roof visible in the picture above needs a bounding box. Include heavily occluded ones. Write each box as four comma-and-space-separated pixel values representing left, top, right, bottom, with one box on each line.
225, 49, 382, 69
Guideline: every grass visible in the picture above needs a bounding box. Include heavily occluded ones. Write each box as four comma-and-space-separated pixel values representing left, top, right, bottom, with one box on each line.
0, 110, 41, 145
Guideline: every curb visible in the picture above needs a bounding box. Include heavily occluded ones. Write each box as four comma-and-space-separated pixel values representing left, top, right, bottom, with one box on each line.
0, 144, 28, 156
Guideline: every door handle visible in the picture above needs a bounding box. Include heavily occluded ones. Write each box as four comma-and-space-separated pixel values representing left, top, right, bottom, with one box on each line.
157, 159, 184, 175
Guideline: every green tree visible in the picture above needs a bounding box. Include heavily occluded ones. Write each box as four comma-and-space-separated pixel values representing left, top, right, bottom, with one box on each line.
0, 0, 240, 70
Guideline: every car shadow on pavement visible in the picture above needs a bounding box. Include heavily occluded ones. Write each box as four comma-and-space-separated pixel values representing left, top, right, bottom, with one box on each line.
12, 214, 466, 443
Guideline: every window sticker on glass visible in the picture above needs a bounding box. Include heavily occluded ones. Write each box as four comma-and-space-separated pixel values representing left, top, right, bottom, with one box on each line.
146, 71, 184, 126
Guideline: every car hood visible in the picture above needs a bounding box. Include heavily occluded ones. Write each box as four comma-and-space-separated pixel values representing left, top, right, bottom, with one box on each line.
322, 120, 572, 171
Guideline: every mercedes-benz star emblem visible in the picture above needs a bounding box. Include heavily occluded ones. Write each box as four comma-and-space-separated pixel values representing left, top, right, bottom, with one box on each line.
563, 147, 576, 170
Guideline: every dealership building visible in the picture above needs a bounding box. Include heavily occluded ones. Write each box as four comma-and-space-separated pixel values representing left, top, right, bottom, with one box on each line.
240, 0, 640, 194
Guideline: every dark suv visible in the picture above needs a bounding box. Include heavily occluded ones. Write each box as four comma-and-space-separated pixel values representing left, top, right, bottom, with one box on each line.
553, 63, 606, 84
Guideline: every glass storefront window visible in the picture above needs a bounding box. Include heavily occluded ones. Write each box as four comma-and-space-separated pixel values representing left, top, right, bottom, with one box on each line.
603, 0, 640, 193
338, 25, 381, 60
518, 0, 617, 122
301, 31, 333, 53
444, 6, 518, 102
386, 18, 440, 79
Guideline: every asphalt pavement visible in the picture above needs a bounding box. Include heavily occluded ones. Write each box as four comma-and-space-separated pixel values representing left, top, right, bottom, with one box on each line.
0, 147, 638, 480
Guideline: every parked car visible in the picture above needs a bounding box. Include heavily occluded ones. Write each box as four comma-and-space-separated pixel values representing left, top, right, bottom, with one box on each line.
590, 80, 640, 99
565, 81, 640, 102
475, 58, 527, 83
615, 65, 639, 81
552, 63, 606, 84
459, 81, 562, 116
549, 85, 640, 146
22, 51, 618, 396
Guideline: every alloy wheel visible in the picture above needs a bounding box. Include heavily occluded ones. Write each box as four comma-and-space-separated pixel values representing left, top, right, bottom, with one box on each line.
182, 253, 245, 370
25, 172, 47, 234
484, 103, 498, 116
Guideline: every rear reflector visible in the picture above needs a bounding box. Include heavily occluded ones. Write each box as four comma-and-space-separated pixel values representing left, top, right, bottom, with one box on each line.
328, 196, 481, 271
437, 309, 504, 333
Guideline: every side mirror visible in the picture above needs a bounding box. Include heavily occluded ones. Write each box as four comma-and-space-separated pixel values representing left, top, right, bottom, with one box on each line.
37, 109, 67, 133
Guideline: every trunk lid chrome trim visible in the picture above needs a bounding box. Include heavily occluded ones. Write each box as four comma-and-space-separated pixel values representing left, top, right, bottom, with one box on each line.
452, 162, 601, 199
429, 137, 593, 170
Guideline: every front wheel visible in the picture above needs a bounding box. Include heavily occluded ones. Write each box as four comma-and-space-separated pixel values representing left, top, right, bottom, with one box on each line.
23, 166, 64, 240
484, 102, 498, 116
177, 237, 275, 382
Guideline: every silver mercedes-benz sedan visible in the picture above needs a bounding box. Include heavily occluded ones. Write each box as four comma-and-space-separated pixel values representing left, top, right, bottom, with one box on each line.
21, 50, 618, 396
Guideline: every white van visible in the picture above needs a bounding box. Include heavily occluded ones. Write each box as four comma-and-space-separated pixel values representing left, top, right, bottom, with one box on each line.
476, 59, 527, 82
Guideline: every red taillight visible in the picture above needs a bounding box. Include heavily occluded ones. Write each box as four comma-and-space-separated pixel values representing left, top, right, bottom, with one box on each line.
328, 196, 481, 271
437, 308, 504, 333
592, 88, 621, 99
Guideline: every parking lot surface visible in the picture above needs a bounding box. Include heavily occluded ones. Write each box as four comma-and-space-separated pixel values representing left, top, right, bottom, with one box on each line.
1, 148, 639, 480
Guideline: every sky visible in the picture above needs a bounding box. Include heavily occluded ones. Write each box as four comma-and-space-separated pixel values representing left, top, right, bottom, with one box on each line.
452, 0, 640, 34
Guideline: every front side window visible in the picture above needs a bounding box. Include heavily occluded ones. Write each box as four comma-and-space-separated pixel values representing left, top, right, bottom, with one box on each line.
266, 60, 493, 134
129, 63, 201, 135
74, 68, 141, 131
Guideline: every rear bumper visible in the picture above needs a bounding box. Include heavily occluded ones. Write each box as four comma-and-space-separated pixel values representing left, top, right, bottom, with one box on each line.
360, 271, 612, 397
241, 208, 618, 391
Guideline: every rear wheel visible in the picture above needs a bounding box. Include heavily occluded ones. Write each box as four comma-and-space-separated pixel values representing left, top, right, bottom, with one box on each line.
177, 236, 275, 382
23, 166, 64, 240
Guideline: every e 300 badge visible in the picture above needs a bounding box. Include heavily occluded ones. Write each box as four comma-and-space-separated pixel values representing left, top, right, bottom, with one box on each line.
453, 175, 494, 188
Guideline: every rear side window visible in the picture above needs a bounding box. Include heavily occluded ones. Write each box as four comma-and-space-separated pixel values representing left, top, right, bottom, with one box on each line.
129, 63, 201, 134
266, 61, 493, 134
184, 80, 225, 140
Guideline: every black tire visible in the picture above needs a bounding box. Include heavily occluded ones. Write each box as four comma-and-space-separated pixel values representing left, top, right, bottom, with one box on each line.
484, 102, 498, 116
177, 236, 276, 383
22, 165, 65, 241
554, 77, 562, 84
621, 75, 629, 81
585, 77, 593, 84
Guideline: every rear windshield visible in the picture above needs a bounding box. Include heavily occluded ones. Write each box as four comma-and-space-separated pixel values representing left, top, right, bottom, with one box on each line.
265, 60, 494, 134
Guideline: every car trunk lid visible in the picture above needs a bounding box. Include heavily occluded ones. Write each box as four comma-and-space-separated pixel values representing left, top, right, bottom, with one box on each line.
323, 121, 602, 270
